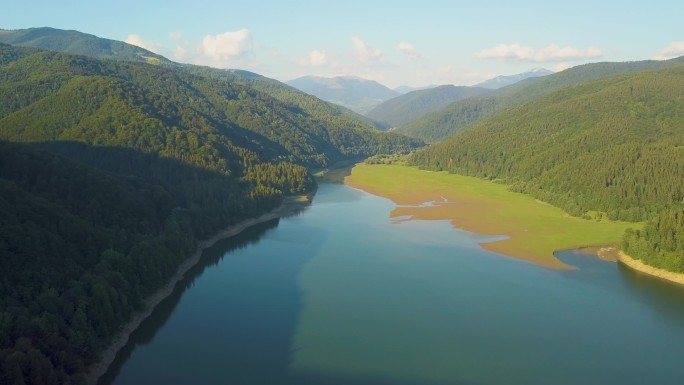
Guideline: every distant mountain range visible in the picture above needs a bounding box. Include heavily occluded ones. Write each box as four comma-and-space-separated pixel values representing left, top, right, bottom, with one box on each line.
396, 57, 684, 142
366, 85, 491, 128
474, 68, 553, 89
286, 75, 400, 114
393, 84, 436, 94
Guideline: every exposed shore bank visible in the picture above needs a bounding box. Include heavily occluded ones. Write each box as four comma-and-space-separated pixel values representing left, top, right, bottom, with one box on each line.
86, 193, 313, 385
617, 251, 684, 286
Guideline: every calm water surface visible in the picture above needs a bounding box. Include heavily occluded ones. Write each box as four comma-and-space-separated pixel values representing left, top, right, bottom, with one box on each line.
101, 183, 684, 385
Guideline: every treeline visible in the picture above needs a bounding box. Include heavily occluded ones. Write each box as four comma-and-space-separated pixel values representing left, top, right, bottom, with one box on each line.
409, 65, 684, 271
623, 207, 684, 273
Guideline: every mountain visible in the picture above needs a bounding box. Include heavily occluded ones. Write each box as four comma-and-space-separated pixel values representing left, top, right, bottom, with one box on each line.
474, 68, 553, 89
409, 65, 684, 223
286, 75, 400, 114
0, 34, 421, 384
409, 64, 684, 274
394, 84, 436, 94
0, 44, 418, 168
397, 56, 684, 143
0, 28, 388, 132
0, 27, 171, 65
366, 85, 491, 128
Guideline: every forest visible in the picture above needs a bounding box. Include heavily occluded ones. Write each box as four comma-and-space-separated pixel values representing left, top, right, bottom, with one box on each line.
409, 65, 684, 272
0, 40, 419, 384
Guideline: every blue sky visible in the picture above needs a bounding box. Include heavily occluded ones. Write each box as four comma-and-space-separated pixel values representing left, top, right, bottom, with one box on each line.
3, 0, 683, 87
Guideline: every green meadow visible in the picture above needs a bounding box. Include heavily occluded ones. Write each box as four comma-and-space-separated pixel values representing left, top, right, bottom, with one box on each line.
345, 163, 639, 268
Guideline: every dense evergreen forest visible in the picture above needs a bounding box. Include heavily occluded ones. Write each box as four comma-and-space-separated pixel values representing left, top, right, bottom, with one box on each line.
0, 37, 420, 384
397, 55, 684, 142
409, 65, 684, 272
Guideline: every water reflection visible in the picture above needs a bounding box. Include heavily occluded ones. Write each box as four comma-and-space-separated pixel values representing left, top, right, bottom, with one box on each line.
100, 219, 281, 384
557, 249, 684, 329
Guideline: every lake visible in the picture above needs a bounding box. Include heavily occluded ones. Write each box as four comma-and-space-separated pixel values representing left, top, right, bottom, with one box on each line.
100, 183, 684, 385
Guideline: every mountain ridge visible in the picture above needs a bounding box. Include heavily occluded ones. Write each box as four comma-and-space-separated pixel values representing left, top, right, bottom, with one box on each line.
474, 68, 553, 89
286, 74, 399, 114
397, 55, 684, 142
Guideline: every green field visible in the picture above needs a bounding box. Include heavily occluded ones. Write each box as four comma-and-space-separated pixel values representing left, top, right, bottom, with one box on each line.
345, 163, 640, 269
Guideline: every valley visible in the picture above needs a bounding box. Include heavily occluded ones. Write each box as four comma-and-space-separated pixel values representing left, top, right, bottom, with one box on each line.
1, 8, 684, 384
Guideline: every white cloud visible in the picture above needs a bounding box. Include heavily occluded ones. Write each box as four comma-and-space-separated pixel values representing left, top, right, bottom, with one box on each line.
397, 41, 422, 61
200, 29, 252, 62
298, 50, 329, 67
535, 44, 601, 61
124, 34, 162, 53
164, 29, 254, 68
353, 36, 382, 64
473, 43, 535, 61
474, 43, 602, 62
653, 41, 684, 60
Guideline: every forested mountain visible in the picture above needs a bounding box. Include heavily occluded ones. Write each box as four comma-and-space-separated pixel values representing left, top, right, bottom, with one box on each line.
365, 85, 490, 128
286, 75, 399, 114
0, 28, 390, 133
0, 43, 419, 169
473, 68, 552, 89
397, 56, 684, 142
409, 65, 684, 270
0, 37, 420, 384
0, 27, 171, 65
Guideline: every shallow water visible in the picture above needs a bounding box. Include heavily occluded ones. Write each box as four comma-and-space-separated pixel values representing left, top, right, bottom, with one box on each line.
101, 183, 684, 385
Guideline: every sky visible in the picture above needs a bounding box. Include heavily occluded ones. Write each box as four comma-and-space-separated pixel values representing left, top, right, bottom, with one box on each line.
3, 0, 684, 88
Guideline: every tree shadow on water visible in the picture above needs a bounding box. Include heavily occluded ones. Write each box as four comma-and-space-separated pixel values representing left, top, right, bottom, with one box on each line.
99, 218, 308, 384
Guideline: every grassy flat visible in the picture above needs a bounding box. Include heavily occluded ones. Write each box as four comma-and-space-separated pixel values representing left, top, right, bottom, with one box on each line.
345, 163, 640, 269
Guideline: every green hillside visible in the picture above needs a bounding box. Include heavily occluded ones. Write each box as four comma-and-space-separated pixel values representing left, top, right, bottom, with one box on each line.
0, 43, 419, 169
0, 27, 171, 65
0, 27, 390, 132
0, 39, 420, 384
398, 56, 684, 143
365, 85, 490, 128
409, 65, 684, 271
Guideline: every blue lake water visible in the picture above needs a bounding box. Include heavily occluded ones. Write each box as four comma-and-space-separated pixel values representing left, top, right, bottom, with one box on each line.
101, 183, 684, 385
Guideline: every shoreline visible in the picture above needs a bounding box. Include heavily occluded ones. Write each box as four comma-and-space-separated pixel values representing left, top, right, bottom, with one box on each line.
617, 251, 684, 286
86, 193, 313, 385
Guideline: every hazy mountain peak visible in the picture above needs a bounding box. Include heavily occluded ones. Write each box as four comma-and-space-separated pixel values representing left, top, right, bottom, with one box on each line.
286, 75, 399, 114
475, 68, 553, 89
